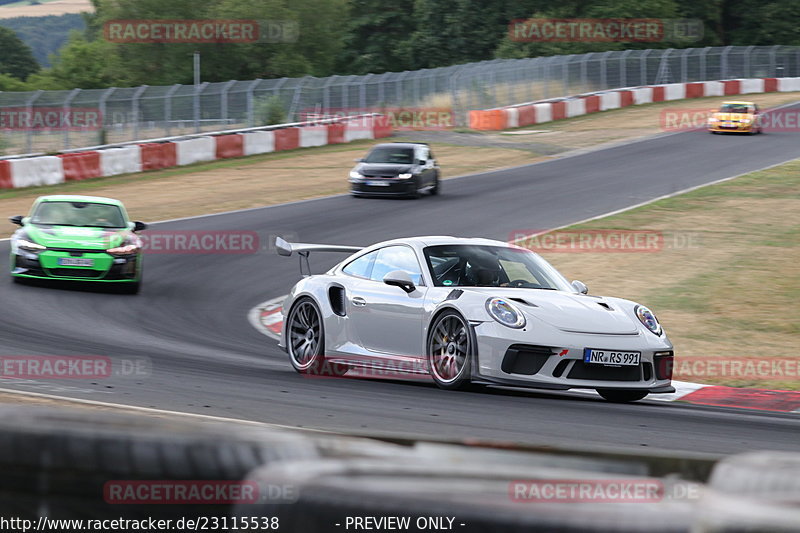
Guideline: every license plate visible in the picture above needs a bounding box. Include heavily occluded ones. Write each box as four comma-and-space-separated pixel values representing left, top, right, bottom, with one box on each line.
366, 180, 389, 186
584, 348, 640, 366
58, 257, 94, 267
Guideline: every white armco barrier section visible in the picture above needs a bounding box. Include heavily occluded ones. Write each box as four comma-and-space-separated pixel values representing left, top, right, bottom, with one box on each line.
566, 98, 586, 118
600, 92, 621, 111
100, 146, 141, 176
533, 103, 552, 123
632, 87, 653, 105
703, 81, 724, 97
344, 118, 375, 142
243, 131, 275, 155
299, 127, 328, 148
10, 156, 64, 188
740, 78, 764, 94
778, 77, 800, 91
663, 83, 686, 100
505, 107, 519, 128
175, 137, 216, 166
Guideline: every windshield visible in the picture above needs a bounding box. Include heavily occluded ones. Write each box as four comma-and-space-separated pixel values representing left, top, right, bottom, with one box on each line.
363, 146, 415, 164
31, 201, 127, 228
719, 103, 751, 113
424, 244, 574, 290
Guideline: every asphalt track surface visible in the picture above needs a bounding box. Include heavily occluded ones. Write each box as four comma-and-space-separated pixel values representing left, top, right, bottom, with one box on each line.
2, 119, 800, 456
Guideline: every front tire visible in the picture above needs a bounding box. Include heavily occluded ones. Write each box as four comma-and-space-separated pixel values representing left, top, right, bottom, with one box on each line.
286, 297, 346, 376
597, 389, 648, 403
430, 174, 440, 196
427, 310, 474, 390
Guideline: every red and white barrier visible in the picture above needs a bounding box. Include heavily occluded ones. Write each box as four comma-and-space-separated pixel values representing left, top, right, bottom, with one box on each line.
242, 131, 275, 155
10, 156, 64, 188
214, 134, 244, 159
175, 137, 216, 166
59, 151, 102, 181
344, 117, 375, 142
100, 146, 142, 176
299, 126, 328, 148
469, 77, 800, 130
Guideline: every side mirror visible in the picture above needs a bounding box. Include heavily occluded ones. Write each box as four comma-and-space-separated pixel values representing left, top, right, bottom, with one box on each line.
9, 215, 23, 226
418, 159, 427, 165
383, 270, 416, 294
571, 280, 588, 294
354, 158, 363, 163
133, 221, 147, 232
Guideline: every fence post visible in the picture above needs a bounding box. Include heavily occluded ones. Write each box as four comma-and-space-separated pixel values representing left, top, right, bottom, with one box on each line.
620, 49, 632, 87
721, 46, 731, 79
62, 88, 80, 150
131, 85, 148, 142
245, 79, 261, 127
700, 47, 709, 80
361, 73, 372, 112
24, 90, 42, 154
769, 45, 779, 77
681, 48, 692, 82
640, 49, 652, 85
162, 84, 179, 136
98, 87, 115, 145
220, 80, 236, 128
743, 45, 754, 78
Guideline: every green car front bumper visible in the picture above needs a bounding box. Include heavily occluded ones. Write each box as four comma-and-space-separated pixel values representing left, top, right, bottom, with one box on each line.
11, 248, 141, 282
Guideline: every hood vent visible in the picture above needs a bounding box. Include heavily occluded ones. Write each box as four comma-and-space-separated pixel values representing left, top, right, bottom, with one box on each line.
597, 302, 613, 311
509, 297, 538, 307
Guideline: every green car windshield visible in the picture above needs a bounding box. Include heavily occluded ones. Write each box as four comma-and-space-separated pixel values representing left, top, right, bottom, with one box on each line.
31, 201, 127, 228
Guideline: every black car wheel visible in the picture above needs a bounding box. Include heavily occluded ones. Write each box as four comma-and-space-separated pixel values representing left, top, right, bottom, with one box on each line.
427, 310, 474, 390
287, 297, 346, 376
430, 174, 440, 195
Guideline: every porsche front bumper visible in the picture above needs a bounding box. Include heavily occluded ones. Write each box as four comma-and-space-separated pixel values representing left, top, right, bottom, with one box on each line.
471, 320, 675, 393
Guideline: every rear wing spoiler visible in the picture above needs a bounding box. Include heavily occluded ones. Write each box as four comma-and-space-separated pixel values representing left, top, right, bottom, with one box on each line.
275, 237, 363, 276
275, 237, 363, 257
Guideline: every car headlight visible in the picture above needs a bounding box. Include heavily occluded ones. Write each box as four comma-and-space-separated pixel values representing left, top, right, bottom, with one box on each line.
635, 305, 662, 336
349, 171, 363, 179
16, 238, 46, 252
397, 173, 413, 179
741, 118, 752, 124
485, 297, 526, 329
708, 117, 717, 123
107, 237, 142, 256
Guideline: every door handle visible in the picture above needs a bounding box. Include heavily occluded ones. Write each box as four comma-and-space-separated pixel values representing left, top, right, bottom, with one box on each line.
351, 296, 367, 307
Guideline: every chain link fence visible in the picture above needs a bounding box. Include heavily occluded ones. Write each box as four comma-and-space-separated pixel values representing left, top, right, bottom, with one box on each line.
1, 45, 799, 155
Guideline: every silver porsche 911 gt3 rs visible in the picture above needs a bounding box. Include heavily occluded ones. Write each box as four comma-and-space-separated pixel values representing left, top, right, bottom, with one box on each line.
276, 236, 675, 403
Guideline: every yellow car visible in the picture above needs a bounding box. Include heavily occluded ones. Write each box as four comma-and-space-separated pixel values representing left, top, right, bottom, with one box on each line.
708, 101, 763, 134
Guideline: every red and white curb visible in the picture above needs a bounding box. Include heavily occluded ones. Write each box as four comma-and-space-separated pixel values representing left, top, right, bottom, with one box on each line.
249, 296, 800, 413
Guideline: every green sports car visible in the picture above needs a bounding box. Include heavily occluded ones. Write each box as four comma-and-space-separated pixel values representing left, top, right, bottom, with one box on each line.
9, 195, 147, 294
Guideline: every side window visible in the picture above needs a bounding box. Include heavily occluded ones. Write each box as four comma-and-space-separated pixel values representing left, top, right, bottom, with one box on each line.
342, 251, 377, 279
417, 146, 429, 162
369, 246, 424, 285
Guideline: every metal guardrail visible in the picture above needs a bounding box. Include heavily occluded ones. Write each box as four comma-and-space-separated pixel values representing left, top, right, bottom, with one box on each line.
1, 45, 799, 154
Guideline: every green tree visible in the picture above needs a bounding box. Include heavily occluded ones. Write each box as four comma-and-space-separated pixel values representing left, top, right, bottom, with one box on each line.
724, 0, 800, 46
0, 26, 40, 80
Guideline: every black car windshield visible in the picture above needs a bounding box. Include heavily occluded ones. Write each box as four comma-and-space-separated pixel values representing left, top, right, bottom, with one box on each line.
424, 244, 574, 290
363, 146, 415, 164
31, 201, 127, 228
719, 103, 750, 113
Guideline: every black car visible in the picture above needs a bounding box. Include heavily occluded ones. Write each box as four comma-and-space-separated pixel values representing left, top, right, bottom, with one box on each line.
349, 142, 440, 198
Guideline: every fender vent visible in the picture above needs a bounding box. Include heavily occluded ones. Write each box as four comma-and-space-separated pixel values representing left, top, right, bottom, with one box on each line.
329, 286, 346, 316
509, 297, 537, 307
446, 289, 464, 300
597, 302, 612, 310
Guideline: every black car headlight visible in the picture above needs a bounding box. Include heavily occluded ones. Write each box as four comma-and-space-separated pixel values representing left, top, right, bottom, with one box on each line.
486, 297, 526, 329
635, 305, 662, 336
